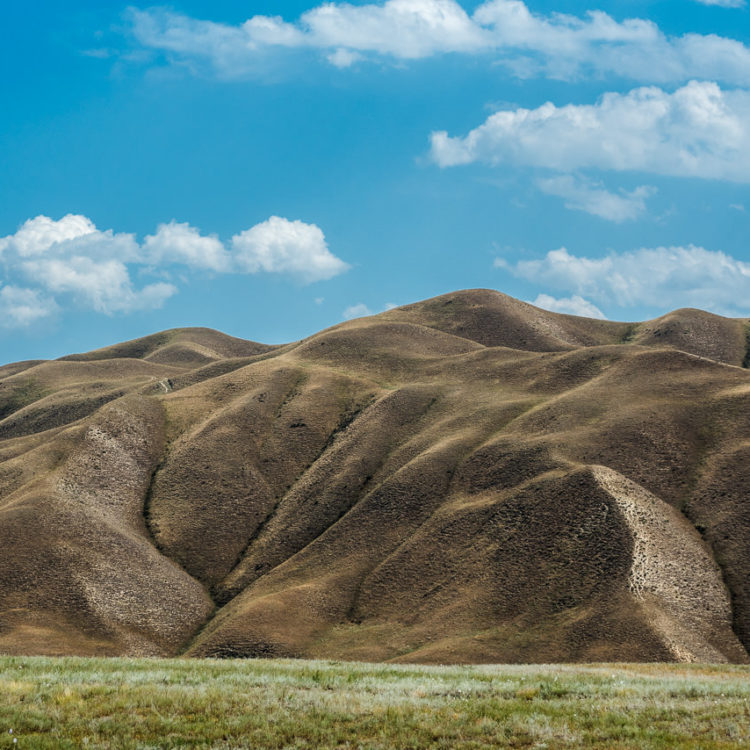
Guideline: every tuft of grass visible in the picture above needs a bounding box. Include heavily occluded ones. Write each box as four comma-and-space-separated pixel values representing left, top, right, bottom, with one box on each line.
0, 658, 748, 748
618, 324, 640, 345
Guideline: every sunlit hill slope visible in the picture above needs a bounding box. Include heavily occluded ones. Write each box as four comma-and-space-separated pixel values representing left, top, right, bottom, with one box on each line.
1, 290, 749, 664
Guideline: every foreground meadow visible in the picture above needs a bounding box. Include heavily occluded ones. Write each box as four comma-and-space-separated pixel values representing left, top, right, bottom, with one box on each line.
0, 657, 747, 748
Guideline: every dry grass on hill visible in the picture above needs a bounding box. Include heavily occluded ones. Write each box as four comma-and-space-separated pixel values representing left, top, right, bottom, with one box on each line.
0, 290, 749, 664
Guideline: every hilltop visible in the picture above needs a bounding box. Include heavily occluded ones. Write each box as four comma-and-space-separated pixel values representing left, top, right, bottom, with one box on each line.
0, 289, 748, 664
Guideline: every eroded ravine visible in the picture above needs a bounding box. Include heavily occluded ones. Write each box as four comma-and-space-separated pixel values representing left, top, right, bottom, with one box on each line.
593, 465, 746, 662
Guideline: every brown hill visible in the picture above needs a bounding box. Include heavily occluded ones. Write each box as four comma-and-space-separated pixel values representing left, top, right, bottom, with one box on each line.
0, 290, 749, 663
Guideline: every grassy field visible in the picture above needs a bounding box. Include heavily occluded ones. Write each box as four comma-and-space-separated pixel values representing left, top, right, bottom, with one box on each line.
0, 658, 748, 748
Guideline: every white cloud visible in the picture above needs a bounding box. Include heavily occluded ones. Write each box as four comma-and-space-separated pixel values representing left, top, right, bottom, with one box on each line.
0, 214, 139, 261
532, 293, 606, 319
0, 214, 95, 257
327, 48, 363, 68
81, 48, 113, 59
537, 176, 656, 222
232, 216, 350, 282
129, 9, 262, 77
293, 0, 487, 59
0, 215, 173, 316
143, 221, 231, 272
432, 81, 750, 183
502, 245, 750, 316
125, 1, 750, 85
21, 256, 176, 314
695, 0, 745, 7
0, 286, 59, 328
343, 303, 373, 319
129, 0, 486, 72
0, 214, 348, 327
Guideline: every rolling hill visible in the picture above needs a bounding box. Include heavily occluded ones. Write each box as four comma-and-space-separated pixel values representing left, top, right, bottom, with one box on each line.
0, 289, 748, 664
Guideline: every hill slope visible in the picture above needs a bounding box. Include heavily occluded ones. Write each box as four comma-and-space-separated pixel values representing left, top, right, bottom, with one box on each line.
1, 290, 749, 663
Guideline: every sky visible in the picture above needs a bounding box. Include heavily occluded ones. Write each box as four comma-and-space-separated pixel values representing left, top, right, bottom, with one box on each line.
2, 0, 750, 364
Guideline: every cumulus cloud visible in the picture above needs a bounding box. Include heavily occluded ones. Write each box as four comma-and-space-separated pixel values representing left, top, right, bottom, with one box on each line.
501, 245, 750, 316
232, 216, 349, 282
531, 293, 606, 319
432, 81, 750, 183
343, 303, 373, 319
0, 214, 95, 257
0, 214, 172, 317
143, 221, 231, 272
21, 257, 175, 314
126, 0, 750, 85
0, 214, 348, 327
0, 213, 139, 261
537, 176, 656, 222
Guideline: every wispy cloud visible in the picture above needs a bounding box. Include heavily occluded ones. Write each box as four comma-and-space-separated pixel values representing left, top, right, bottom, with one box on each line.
125, 1, 750, 85
694, 0, 745, 8
537, 176, 656, 222
0, 214, 348, 327
343, 303, 373, 319
343, 301, 404, 319
0, 286, 59, 329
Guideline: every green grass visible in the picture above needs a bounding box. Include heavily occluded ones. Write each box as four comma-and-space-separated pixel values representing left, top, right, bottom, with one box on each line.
0, 658, 748, 748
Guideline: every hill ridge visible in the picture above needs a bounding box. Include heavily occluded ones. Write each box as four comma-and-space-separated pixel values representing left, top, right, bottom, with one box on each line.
0, 289, 749, 664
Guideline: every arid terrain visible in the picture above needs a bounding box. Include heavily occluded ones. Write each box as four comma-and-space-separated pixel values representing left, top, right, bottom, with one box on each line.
0, 289, 749, 664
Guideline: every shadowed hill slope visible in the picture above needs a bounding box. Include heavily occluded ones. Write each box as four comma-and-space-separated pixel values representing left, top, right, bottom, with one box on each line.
1, 289, 749, 663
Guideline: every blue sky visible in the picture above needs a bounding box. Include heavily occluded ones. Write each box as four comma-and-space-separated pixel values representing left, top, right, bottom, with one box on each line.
2, 0, 750, 363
